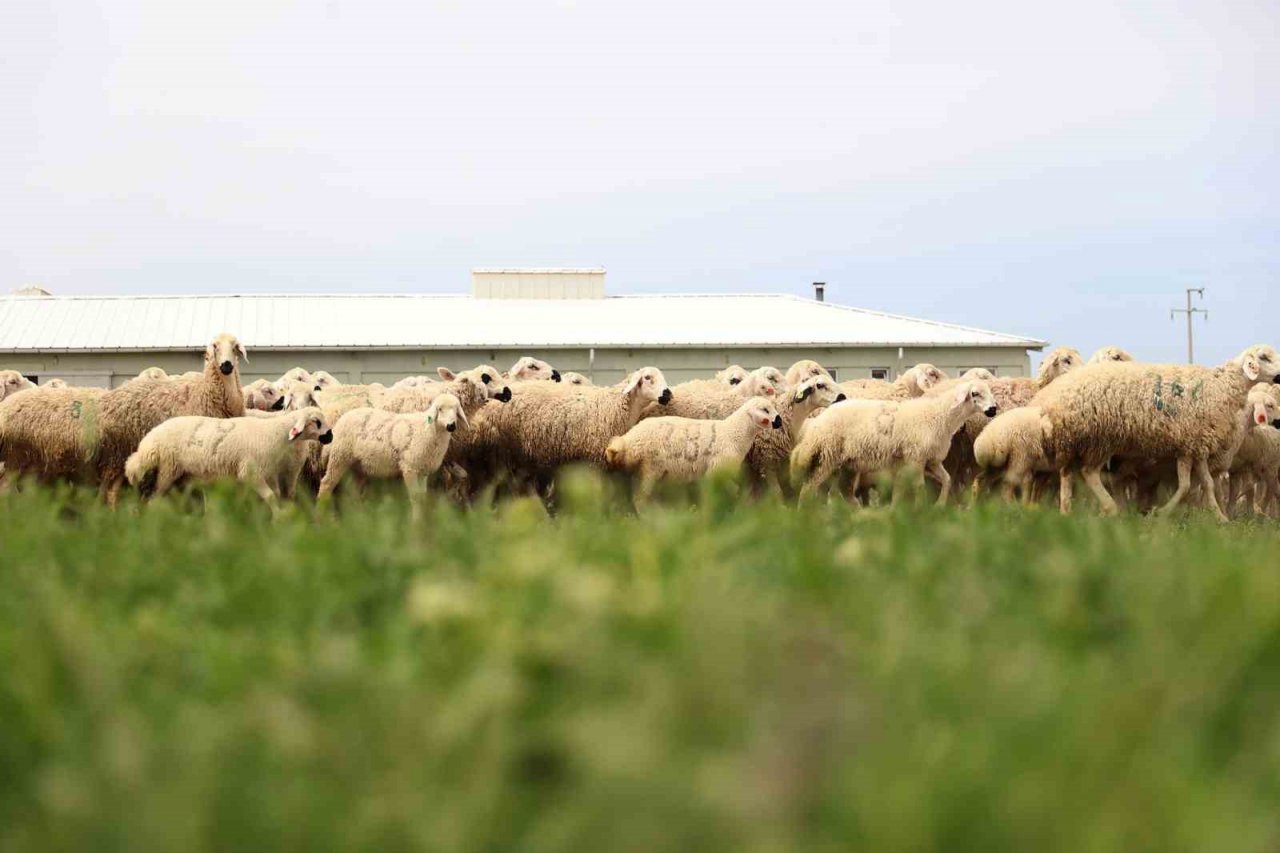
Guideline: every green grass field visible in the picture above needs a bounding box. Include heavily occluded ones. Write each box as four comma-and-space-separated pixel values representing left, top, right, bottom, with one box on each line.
2, 475, 1279, 852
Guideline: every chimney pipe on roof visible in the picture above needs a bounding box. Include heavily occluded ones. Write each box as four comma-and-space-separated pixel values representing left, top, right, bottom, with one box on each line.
813, 282, 825, 302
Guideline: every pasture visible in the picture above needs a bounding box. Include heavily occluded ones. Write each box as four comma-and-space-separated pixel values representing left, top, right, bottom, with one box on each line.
1, 477, 1279, 852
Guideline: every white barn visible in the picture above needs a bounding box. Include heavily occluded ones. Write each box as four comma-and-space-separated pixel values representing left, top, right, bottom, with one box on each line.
0, 270, 1045, 387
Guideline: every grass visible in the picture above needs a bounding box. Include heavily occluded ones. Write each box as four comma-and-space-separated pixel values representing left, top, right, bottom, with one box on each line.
1, 473, 1279, 852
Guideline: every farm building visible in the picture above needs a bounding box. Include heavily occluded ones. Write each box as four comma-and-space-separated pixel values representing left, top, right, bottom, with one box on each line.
0, 270, 1045, 387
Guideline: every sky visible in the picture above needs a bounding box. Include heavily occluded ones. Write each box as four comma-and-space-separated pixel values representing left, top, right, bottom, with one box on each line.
2, 0, 1276, 365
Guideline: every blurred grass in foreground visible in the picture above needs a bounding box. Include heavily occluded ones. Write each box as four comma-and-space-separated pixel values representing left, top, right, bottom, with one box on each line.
1, 471, 1279, 853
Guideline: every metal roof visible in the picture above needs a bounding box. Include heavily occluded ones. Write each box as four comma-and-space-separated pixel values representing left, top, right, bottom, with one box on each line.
0, 293, 1046, 353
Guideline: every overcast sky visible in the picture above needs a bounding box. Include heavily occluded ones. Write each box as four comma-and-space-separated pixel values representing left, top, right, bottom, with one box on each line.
3, 0, 1276, 364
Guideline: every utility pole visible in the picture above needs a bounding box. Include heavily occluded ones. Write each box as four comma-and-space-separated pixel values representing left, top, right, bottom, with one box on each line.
1170, 287, 1206, 364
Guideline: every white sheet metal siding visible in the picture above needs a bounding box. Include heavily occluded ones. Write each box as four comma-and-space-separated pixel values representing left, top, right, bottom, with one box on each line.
0, 294, 1045, 353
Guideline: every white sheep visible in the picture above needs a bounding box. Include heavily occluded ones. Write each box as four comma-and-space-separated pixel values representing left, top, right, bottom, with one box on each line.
792, 380, 999, 505
125, 406, 333, 506
606, 396, 783, 501
839, 363, 947, 401
560, 371, 592, 386
645, 370, 780, 421
319, 393, 465, 515
42, 378, 69, 389
243, 379, 286, 412
133, 367, 169, 383
973, 406, 1053, 503
961, 368, 996, 381
1227, 392, 1280, 517
312, 370, 342, 389
276, 367, 314, 391
507, 356, 561, 383
785, 360, 832, 387
1036, 345, 1280, 520
0, 371, 34, 401
743, 375, 847, 491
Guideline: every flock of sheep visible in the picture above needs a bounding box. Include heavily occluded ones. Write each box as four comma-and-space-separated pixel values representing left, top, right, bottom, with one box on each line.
2, 334, 1279, 521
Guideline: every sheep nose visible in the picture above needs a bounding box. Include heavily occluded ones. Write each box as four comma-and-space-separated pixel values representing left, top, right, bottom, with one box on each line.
984, 406, 998, 417
319, 431, 334, 445
834, 393, 847, 402
771, 414, 783, 429
219, 361, 234, 375
1273, 419, 1280, 428
551, 370, 562, 382
497, 387, 512, 402
1273, 375, 1280, 384
728, 378, 741, 385
658, 389, 672, 405
272, 397, 285, 410
446, 422, 456, 432
314, 384, 322, 392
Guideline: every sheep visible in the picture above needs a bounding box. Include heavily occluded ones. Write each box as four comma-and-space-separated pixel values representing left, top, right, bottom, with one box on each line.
961, 368, 996, 381
1088, 346, 1134, 365
507, 356, 561, 383
95, 333, 248, 504
378, 366, 509, 415
312, 370, 342, 389
1036, 345, 1280, 521
243, 379, 286, 412
839, 363, 947, 401
390, 375, 434, 390
791, 379, 999, 505
606, 396, 783, 501
1228, 393, 1280, 517
245, 381, 325, 418
973, 406, 1054, 503
785, 360, 831, 387
318, 383, 388, 423
463, 367, 673, 486
644, 370, 780, 421
560, 371, 592, 386
318, 393, 465, 516
134, 367, 169, 383
931, 346, 1085, 497
752, 366, 787, 395
125, 407, 333, 507
0, 371, 34, 402
42, 378, 69, 389
276, 367, 314, 390
716, 365, 749, 386
743, 375, 847, 492
0, 386, 107, 485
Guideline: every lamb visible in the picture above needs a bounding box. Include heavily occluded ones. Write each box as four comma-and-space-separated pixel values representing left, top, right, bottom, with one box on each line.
973, 406, 1054, 503
716, 365, 749, 386
744, 375, 846, 492
95, 333, 248, 504
644, 369, 779, 421
317, 383, 388, 423
318, 393, 465, 516
1228, 392, 1280, 517
560, 372, 591, 386
791, 380, 999, 505
752, 366, 787, 395
245, 381, 324, 418
0, 386, 107, 485
464, 367, 673, 482
785, 360, 832, 387
378, 366, 510, 415
839, 363, 947, 401
1088, 346, 1134, 364
42, 378, 69, 389
606, 396, 783, 501
0, 371, 34, 401
961, 368, 996, 381
243, 379, 286, 412
125, 406, 333, 507
276, 367, 314, 390
1036, 345, 1280, 520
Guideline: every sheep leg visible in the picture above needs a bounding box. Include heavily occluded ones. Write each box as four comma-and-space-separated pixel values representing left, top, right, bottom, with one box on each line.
403, 470, 427, 521
317, 458, 349, 502
1058, 469, 1073, 514
1080, 465, 1119, 516
1155, 458, 1193, 517
1195, 458, 1229, 523
634, 470, 658, 507
250, 477, 281, 512
891, 464, 925, 508
151, 464, 181, 498
926, 459, 952, 506
841, 472, 863, 506
799, 459, 839, 502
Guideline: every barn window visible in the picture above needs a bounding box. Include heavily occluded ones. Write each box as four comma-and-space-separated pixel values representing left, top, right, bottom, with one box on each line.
870, 367, 889, 380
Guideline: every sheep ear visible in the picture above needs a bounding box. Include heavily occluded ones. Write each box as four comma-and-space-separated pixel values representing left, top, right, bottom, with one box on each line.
1243, 356, 1261, 382
236, 342, 249, 362
204, 342, 215, 360
794, 385, 813, 402
437, 367, 456, 381
954, 383, 970, 407
621, 371, 642, 395
288, 420, 303, 441
247, 390, 261, 409
424, 398, 440, 424
456, 406, 470, 429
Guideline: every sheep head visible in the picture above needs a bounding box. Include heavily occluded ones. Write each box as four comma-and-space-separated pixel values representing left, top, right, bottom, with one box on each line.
288, 408, 333, 445
426, 393, 466, 434
953, 380, 998, 418
716, 365, 749, 386
283, 381, 322, 410
785, 359, 831, 387
560, 372, 591, 386
622, 367, 672, 406
205, 334, 246, 377
509, 356, 560, 383
961, 368, 995, 381
906, 363, 946, 393
1036, 347, 1083, 387
312, 370, 342, 389
741, 396, 784, 430
245, 380, 284, 411
1087, 346, 1133, 365
1247, 385, 1280, 428
1237, 345, 1280, 384
792, 375, 845, 409
749, 366, 787, 397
